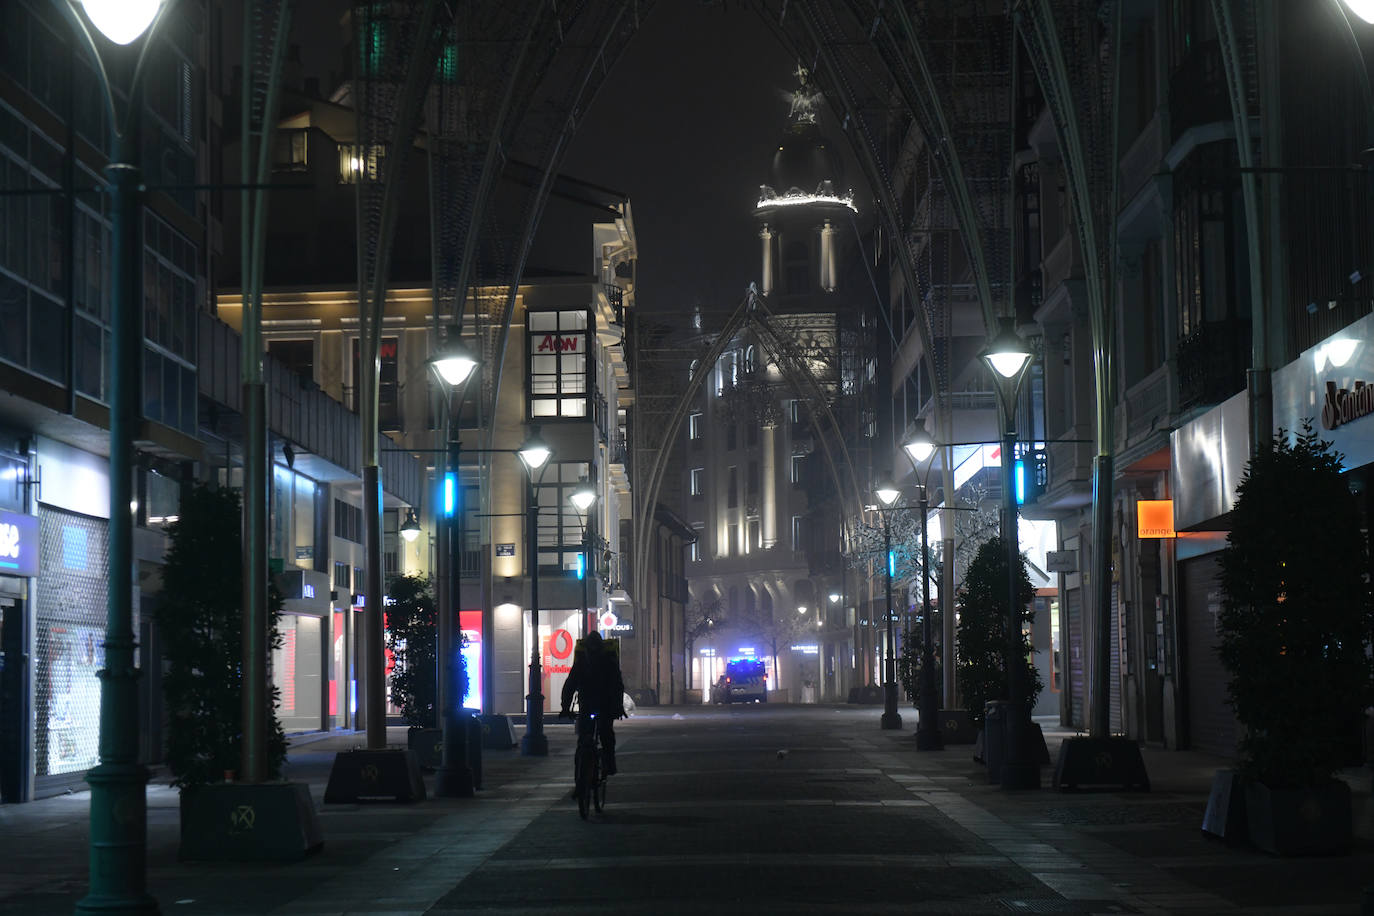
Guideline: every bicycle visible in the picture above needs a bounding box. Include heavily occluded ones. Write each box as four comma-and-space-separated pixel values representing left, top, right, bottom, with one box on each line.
571, 711, 608, 820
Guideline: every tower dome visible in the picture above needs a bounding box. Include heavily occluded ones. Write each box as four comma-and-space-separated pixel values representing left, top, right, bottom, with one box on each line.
769, 120, 844, 198
755, 66, 856, 218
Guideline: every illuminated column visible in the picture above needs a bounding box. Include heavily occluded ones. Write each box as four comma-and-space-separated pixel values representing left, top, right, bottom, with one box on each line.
760, 224, 774, 295
820, 220, 836, 291
761, 423, 777, 547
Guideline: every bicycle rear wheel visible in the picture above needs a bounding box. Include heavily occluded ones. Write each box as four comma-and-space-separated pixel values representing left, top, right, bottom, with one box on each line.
575, 745, 595, 820
593, 774, 606, 813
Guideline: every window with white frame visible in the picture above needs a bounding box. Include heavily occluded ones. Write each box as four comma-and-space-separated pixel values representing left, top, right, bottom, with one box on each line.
688, 411, 702, 440
792, 515, 803, 551
744, 345, 756, 374
690, 529, 702, 562
791, 454, 805, 484
527, 309, 589, 418
690, 467, 703, 496
718, 350, 738, 392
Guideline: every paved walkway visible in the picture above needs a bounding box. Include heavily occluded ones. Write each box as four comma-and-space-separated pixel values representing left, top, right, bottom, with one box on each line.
0, 709, 1368, 914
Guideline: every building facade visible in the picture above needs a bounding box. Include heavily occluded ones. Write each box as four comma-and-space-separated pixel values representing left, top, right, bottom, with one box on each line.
683, 72, 878, 704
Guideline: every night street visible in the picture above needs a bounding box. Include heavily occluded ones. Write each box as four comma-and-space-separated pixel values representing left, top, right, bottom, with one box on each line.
0, 706, 1369, 915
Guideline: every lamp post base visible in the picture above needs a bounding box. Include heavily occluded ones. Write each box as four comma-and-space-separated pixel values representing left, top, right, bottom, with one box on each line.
914, 725, 944, 751
1000, 762, 1041, 790
521, 696, 548, 757
880, 682, 903, 729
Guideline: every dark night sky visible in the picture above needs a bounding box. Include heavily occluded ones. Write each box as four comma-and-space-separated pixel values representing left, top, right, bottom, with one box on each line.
275, 2, 828, 317
554, 3, 798, 316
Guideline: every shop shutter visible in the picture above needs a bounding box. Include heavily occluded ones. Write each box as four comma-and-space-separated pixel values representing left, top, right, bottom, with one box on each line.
1180, 554, 1235, 757
1110, 583, 1123, 734
34, 506, 108, 791
1066, 587, 1084, 728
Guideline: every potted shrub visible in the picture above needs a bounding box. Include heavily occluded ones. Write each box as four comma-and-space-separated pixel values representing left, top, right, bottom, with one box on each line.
158, 484, 287, 788
387, 574, 476, 790
387, 574, 440, 768
956, 535, 1040, 729
158, 484, 318, 860
956, 536, 1042, 772
1217, 423, 1372, 855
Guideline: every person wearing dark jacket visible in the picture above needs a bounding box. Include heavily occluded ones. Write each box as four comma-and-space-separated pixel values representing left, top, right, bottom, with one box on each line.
559, 631, 625, 775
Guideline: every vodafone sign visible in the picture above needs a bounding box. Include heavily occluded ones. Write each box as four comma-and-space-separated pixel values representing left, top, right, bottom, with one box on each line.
544, 627, 575, 675
597, 610, 634, 636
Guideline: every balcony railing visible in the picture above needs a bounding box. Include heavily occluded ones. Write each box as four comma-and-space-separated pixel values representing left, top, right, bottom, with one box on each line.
1176, 319, 1248, 410
604, 284, 625, 325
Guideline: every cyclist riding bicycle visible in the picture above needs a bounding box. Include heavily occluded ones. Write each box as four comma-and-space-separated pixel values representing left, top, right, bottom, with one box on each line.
559, 631, 625, 775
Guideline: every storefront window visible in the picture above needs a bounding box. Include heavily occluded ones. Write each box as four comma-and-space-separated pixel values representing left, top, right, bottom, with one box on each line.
270, 464, 320, 569
145, 468, 179, 524
273, 614, 322, 730
527, 309, 589, 418
293, 476, 316, 568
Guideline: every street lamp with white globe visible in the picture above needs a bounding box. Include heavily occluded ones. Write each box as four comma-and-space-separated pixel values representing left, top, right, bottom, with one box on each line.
874, 482, 902, 730
901, 424, 944, 752
57, 1, 170, 911
569, 478, 597, 639
979, 316, 1038, 790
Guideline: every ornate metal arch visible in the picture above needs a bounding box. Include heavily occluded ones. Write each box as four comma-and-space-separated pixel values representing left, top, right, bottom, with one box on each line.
630, 286, 870, 615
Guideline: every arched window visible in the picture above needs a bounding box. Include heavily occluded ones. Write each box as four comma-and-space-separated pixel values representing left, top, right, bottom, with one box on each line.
744, 345, 756, 375
689, 358, 699, 383
745, 586, 758, 616
728, 585, 740, 614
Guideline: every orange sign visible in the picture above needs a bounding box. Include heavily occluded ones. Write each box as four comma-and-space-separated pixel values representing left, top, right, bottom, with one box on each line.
1137, 500, 1176, 539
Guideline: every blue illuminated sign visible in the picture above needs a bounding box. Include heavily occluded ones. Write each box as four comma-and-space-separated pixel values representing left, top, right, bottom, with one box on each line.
0, 510, 39, 578
443, 472, 457, 517
1014, 458, 1026, 505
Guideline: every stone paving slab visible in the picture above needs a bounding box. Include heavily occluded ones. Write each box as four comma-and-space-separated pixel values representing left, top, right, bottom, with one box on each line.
0, 711, 1369, 915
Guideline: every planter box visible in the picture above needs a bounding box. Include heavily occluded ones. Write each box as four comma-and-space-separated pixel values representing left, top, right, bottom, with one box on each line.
1052, 735, 1149, 791
179, 782, 323, 862
323, 747, 426, 803
480, 714, 517, 749
938, 709, 978, 745
683, 689, 703, 705
1245, 779, 1352, 856
1202, 769, 1248, 845
407, 727, 443, 771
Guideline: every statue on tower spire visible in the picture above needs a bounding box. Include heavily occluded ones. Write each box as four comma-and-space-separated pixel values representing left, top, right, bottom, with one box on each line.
788, 62, 821, 125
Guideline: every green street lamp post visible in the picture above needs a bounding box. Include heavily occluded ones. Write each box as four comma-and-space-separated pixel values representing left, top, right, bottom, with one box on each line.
980, 316, 1038, 791
570, 478, 597, 639
60, 1, 169, 911
901, 426, 944, 752
518, 428, 552, 756
428, 336, 478, 796
874, 483, 902, 730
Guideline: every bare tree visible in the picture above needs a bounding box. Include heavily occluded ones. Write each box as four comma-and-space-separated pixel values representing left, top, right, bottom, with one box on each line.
684, 594, 723, 689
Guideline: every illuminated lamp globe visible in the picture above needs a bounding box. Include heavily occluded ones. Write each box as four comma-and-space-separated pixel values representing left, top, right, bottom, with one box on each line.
875, 483, 900, 507
902, 426, 936, 464
570, 479, 596, 513
399, 509, 421, 543
80, 0, 166, 44
1345, 0, 1374, 24
517, 427, 552, 474
429, 337, 479, 387
979, 317, 1033, 381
